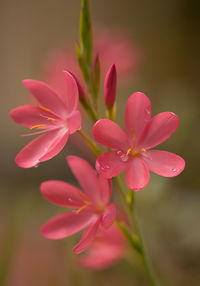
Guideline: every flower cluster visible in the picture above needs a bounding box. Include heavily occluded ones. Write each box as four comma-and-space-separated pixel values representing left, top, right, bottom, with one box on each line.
10, 6, 185, 271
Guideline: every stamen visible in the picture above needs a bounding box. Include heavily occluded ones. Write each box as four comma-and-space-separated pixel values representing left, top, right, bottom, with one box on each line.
78, 191, 89, 201
47, 117, 57, 121
30, 124, 47, 130
39, 106, 51, 112
76, 205, 88, 214
126, 148, 132, 157
140, 148, 147, 153
131, 129, 136, 141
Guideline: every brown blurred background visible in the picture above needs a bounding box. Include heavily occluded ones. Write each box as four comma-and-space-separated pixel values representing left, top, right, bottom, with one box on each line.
1, 0, 200, 285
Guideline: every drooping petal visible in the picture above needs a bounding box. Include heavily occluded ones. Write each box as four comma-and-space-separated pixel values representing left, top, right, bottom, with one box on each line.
39, 131, 69, 162
143, 150, 185, 177
126, 157, 150, 190
125, 92, 151, 143
101, 203, 116, 229
10, 105, 56, 128
79, 243, 124, 269
41, 212, 94, 240
22, 79, 68, 119
63, 71, 79, 112
40, 180, 84, 207
93, 119, 130, 151
67, 110, 81, 134
139, 112, 179, 149
66, 156, 100, 202
15, 129, 68, 168
73, 217, 101, 254
98, 176, 112, 204
96, 151, 128, 178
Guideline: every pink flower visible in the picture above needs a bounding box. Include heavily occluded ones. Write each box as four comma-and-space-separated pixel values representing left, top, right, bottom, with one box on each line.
104, 64, 117, 108
93, 92, 185, 190
40, 156, 116, 254
78, 222, 126, 269
10, 71, 81, 168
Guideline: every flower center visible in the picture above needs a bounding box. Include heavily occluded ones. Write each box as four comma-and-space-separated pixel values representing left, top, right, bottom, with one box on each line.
125, 129, 147, 158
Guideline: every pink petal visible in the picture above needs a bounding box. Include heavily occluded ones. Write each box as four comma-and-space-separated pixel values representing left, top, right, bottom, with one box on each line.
66, 156, 100, 202
63, 71, 79, 113
125, 92, 151, 143
79, 244, 124, 269
73, 217, 101, 254
10, 105, 56, 128
143, 150, 185, 177
98, 176, 112, 204
96, 151, 128, 178
22, 79, 68, 119
102, 203, 116, 229
126, 157, 150, 190
15, 129, 68, 168
139, 112, 179, 149
93, 119, 130, 151
39, 131, 69, 162
41, 212, 94, 240
40, 180, 84, 207
67, 110, 81, 134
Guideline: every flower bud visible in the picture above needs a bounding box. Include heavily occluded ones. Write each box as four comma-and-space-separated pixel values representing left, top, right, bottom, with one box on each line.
104, 64, 117, 108
65, 70, 86, 102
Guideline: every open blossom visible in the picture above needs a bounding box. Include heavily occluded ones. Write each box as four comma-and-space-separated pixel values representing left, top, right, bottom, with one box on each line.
10, 71, 81, 168
93, 92, 185, 190
79, 221, 126, 269
40, 156, 116, 254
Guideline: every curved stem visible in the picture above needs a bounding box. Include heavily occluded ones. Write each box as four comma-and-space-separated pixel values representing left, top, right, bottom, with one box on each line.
78, 129, 101, 157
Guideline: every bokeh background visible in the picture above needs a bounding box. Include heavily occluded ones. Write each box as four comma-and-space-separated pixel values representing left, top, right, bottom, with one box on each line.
1, 0, 200, 285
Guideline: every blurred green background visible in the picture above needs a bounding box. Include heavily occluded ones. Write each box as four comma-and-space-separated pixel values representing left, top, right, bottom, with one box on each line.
1, 0, 200, 285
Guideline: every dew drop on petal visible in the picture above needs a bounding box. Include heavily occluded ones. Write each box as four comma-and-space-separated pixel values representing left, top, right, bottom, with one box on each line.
172, 168, 177, 172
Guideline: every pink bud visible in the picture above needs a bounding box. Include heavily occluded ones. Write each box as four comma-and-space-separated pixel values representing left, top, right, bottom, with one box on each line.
104, 64, 117, 108
66, 70, 86, 101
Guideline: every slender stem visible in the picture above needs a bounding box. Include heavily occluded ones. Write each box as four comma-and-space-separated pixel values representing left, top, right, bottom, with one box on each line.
78, 129, 101, 157
115, 178, 158, 286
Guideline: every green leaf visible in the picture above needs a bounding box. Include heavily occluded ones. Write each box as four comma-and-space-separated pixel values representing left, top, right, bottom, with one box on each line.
92, 54, 100, 98
80, 0, 93, 65
75, 42, 89, 83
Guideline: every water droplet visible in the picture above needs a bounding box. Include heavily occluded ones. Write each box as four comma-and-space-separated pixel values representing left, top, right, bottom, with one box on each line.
120, 154, 128, 162
104, 165, 110, 169
172, 168, 177, 172
145, 108, 150, 115
117, 150, 123, 156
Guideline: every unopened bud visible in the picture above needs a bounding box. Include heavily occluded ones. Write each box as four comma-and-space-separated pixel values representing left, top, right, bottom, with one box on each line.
104, 64, 117, 108
65, 70, 86, 102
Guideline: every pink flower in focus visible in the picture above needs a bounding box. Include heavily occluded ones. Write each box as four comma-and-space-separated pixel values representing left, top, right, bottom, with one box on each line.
79, 222, 126, 269
40, 156, 116, 254
93, 92, 185, 190
41, 26, 140, 99
10, 71, 81, 168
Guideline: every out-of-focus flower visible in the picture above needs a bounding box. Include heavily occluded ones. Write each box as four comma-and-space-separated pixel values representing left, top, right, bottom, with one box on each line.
78, 222, 126, 269
41, 26, 140, 99
10, 71, 81, 168
104, 64, 117, 108
93, 92, 185, 190
40, 156, 116, 254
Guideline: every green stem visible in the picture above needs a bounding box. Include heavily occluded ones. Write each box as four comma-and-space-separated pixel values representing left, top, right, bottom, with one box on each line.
78, 129, 101, 157
116, 178, 158, 286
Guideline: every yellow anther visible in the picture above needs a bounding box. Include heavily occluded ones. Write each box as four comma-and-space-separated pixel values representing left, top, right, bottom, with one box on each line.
78, 191, 89, 201
39, 106, 51, 112
126, 148, 132, 157
140, 148, 147, 153
47, 117, 57, 121
131, 130, 136, 141
76, 205, 88, 214
30, 124, 47, 130
83, 200, 92, 206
